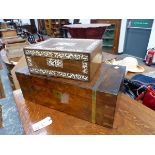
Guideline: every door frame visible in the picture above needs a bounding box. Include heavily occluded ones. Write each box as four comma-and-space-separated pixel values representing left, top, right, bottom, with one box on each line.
123, 19, 154, 58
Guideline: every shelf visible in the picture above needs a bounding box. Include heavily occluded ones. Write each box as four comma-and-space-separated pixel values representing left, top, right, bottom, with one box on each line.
103, 44, 113, 47
106, 28, 115, 31
102, 46, 113, 53
102, 25, 115, 49
103, 37, 114, 39
44, 19, 69, 37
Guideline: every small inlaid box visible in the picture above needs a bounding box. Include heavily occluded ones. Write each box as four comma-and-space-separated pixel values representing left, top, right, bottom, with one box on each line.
24, 38, 102, 81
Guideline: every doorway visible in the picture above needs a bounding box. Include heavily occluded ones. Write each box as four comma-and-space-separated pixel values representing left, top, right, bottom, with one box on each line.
124, 19, 153, 59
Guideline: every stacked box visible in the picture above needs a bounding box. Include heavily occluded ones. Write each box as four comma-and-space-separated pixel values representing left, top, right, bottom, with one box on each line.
16, 38, 126, 128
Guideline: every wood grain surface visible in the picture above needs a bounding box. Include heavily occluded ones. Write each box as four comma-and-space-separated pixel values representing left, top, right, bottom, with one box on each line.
24, 38, 102, 82
16, 64, 125, 128
14, 89, 155, 135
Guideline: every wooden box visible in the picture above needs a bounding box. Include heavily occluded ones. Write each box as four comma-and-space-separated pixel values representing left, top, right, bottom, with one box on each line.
24, 38, 102, 82
0, 29, 17, 38
6, 41, 29, 59
16, 64, 126, 128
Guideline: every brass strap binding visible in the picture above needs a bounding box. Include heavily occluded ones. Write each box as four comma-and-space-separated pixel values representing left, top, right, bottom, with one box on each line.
92, 90, 96, 123
91, 67, 107, 124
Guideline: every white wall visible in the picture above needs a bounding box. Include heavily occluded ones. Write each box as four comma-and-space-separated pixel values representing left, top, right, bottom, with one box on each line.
118, 19, 127, 53
69, 19, 90, 24
21, 19, 30, 25
34, 19, 38, 30
147, 19, 155, 49
80, 19, 90, 24
0, 19, 4, 22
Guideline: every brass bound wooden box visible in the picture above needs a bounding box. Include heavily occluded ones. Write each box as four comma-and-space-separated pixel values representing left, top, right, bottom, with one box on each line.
24, 38, 102, 81
16, 64, 126, 128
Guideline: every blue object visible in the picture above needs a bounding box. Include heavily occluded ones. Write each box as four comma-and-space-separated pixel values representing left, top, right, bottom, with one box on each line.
131, 74, 155, 90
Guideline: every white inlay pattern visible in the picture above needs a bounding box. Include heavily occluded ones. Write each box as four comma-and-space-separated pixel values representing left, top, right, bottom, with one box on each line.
47, 58, 63, 68
82, 62, 88, 74
29, 68, 89, 81
26, 56, 33, 66
25, 49, 90, 81
25, 50, 89, 61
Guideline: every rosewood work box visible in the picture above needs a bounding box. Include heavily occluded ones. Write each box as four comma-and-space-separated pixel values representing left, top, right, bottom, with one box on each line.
24, 38, 102, 82
16, 64, 126, 128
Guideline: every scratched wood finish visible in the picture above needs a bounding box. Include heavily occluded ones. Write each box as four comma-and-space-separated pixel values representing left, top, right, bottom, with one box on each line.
13, 89, 155, 135
16, 64, 125, 128
24, 38, 102, 82
0, 105, 2, 128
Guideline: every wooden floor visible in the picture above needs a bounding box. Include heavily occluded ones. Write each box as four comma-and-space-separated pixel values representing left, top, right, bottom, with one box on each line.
14, 89, 155, 135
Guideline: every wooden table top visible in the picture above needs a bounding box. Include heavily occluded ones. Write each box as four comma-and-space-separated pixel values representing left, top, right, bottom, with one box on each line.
13, 89, 155, 135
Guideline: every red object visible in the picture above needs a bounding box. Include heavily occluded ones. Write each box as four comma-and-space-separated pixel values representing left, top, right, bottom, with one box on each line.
136, 91, 145, 100
145, 49, 155, 65
37, 37, 44, 42
143, 86, 155, 110
64, 24, 110, 39
68, 27, 106, 39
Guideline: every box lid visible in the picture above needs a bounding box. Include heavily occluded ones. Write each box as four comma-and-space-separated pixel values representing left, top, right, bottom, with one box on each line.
24, 38, 102, 53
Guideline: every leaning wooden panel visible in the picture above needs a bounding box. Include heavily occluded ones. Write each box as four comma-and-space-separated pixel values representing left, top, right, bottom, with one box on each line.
16, 64, 126, 128
23, 38, 102, 82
